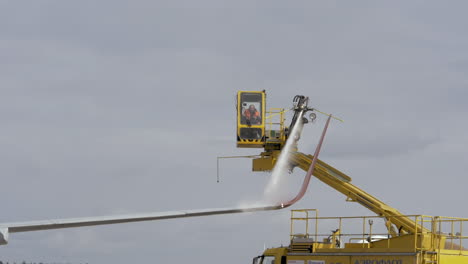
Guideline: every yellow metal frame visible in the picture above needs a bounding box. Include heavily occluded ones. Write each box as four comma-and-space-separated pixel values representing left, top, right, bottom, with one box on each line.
250, 108, 289, 172
289, 211, 440, 250
290, 209, 319, 241
284, 210, 468, 262
236, 91, 266, 148
265, 107, 288, 145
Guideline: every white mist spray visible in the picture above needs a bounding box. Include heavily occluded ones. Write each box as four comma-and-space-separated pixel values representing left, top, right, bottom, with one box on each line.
263, 114, 304, 204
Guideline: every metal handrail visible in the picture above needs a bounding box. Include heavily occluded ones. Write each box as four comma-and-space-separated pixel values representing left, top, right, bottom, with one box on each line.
289, 211, 468, 252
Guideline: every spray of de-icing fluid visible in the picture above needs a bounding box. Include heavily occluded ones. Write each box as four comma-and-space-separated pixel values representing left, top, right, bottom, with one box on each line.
237, 113, 304, 209
262, 114, 304, 205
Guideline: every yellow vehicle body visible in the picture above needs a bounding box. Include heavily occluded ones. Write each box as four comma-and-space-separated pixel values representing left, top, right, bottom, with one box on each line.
256, 210, 468, 264
261, 237, 468, 264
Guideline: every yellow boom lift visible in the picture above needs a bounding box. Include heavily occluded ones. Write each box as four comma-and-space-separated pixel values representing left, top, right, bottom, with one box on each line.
236, 91, 468, 264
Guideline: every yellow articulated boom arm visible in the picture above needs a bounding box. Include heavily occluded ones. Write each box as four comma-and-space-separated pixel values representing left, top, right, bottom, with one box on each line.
240, 91, 423, 236
290, 152, 421, 236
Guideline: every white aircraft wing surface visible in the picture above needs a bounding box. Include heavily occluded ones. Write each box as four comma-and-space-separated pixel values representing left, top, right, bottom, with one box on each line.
0, 110, 333, 246
0, 205, 281, 245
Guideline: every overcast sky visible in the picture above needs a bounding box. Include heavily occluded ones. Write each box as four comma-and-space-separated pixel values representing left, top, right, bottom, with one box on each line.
1, 1, 468, 263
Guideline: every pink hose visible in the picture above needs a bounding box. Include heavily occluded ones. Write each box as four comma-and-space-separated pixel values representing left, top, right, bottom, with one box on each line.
282, 115, 332, 207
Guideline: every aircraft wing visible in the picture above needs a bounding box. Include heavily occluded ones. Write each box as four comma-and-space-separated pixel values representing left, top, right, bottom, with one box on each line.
0, 205, 281, 245
0, 106, 333, 246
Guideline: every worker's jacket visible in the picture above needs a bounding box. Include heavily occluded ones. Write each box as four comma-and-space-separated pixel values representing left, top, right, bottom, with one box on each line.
244, 110, 261, 124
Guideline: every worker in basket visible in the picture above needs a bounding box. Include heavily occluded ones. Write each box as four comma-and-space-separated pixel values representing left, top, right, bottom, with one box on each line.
244, 104, 261, 125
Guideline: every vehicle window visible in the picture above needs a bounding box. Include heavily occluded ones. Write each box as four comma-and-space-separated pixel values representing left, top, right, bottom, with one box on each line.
240, 93, 262, 125
252, 256, 262, 264
263, 256, 275, 264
